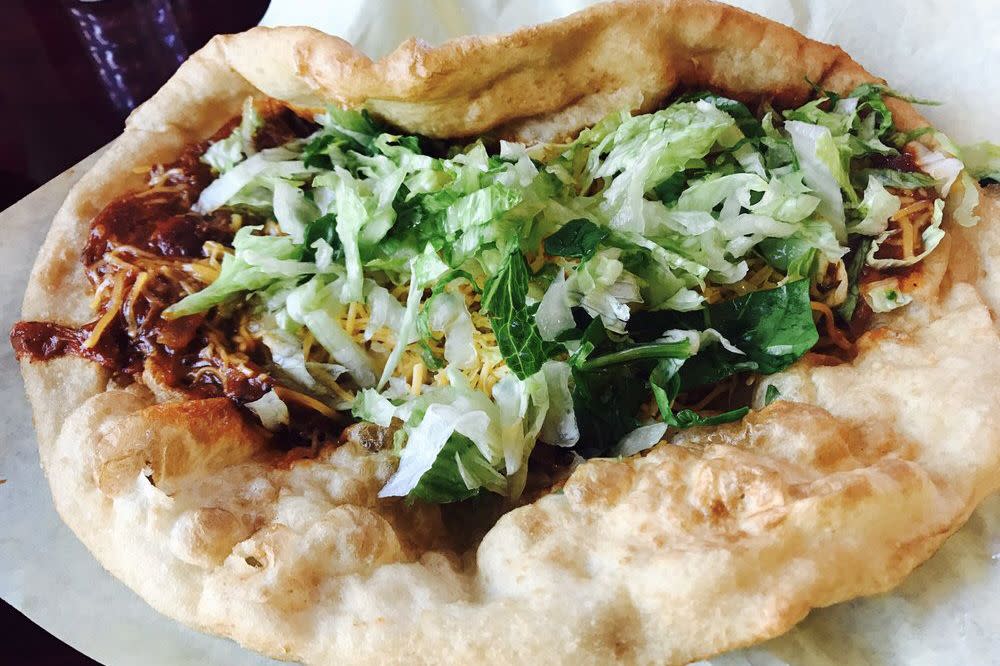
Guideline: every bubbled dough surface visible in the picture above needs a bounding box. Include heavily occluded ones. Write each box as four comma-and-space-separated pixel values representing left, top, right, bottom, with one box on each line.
18, 1, 1000, 663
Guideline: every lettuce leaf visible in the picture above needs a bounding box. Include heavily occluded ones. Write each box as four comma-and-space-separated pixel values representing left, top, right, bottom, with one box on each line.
201, 96, 262, 174
195, 147, 313, 214
566, 247, 644, 333
612, 422, 668, 457
785, 120, 849, 240
867, 198, 945, 269
587, 101, 736, 233
857, 168, 936, 190
849, 175, 900, 236
378, 403, 496, 500
377, 245, 447, 388
962, 142, 1000, 183
245, 389, 289, 430
164, 226, 308, 317
862, 277, 913, 313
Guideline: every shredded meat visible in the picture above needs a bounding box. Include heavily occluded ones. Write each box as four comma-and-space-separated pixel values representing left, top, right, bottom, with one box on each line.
11, 101, 320, 440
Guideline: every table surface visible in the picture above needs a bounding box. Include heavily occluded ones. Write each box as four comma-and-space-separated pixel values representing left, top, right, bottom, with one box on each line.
0, 0, 269, 212
0, 1, 268, 663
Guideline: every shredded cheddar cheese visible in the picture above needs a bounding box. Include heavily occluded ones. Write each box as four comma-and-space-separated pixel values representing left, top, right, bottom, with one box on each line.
810, 301, 853, 351
706, 256, 784, 304
273, 386, 336, 418
411, 363, 425, 395
122, 271, 151, 334
84, 271, 128, 349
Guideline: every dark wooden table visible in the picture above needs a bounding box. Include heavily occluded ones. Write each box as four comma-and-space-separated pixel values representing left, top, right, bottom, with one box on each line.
1, 1, 269, 663
0, 0, 269, 211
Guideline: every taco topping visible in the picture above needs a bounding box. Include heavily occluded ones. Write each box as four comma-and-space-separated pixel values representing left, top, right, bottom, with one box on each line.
11, 85, 977, 503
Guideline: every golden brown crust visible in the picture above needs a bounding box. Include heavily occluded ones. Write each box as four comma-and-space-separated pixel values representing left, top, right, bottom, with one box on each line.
94, 398, 268, 496
214, 0, 885, 141
16, 1, 1000, 664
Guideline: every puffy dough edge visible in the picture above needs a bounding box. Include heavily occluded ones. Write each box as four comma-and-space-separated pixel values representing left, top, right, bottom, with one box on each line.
20, 0, 919, 445
17, 1, 1000, 664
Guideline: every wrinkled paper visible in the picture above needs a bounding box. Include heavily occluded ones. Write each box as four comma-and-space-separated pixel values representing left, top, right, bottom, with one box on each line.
0, 2, 996, 664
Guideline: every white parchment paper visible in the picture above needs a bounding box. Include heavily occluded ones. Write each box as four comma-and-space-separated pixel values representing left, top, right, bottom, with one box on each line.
1, 2, 997, 664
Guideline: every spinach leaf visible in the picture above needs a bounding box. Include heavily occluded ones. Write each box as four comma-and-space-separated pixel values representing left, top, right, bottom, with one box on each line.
678, 353, 759, 390
649, 358, 747, 428
681, 279, 818, 386
648, 358, 683, 423
757, 236, 817, 279
570, 321, 745, 456
481, 249, 557, 379
856, 168, 936, 190
544, 219, 608, 260
301, 134, 335, 169
577, 340, 692, 371
627, 280, 818, 383
850, 83, 939, 107
708, 279, 817, 374
567, 319, 644, 456
653, 172, 689, 205
678, 407, 750, 427
301, 213, 344, 262
571, 361, 648, 458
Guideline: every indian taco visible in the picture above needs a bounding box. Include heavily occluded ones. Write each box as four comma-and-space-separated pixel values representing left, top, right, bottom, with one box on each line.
11, 0, 1000, 663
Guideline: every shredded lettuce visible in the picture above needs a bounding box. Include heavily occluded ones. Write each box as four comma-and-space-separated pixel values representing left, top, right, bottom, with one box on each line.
850, 175, 900, 235
260, 327, 315, 388
202, 97, 262, 174
427, 292, 477, 369
859, 168, 936, 190
272, 180, 318, 243
535, 267, 575, 342
961, 142, 1000, 183
785, 120, 849, 240
862, 277, 913, 313
912, 142, 963, 197
352, 388, 396, 427
951, 172, 981, 228
364, 282, 406, 343
566, 248, 643, 334
538, 361, 579, 447
171, 85, 971, 505
318, 168, 375, 303
378, 403, 495, 499
195, 147, 313, 214
586, 101, 736, 233
378, 245, 447, 388
613, 422, 668, 457
304, 309, 376, 388
165, 226, 308, 317
867, 198, 945, 269
245, 389, 289, 430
